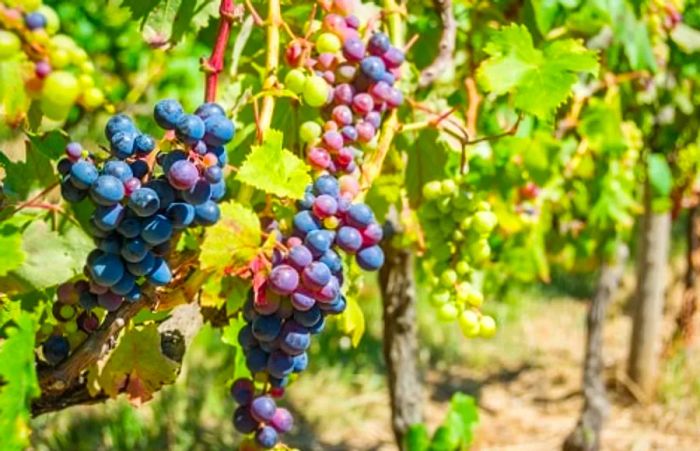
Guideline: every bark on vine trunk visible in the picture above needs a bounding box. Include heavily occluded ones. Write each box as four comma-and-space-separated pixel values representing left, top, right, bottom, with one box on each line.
563, 245, 628, 451
379, 217, 423, 449
628, 180, 671, 398
667, 204, 700, 354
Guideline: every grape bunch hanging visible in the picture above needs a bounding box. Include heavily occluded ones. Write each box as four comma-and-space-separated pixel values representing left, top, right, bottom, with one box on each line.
41, 99, 233, 366
0, 0, 104, 123
230, 0, 404, 449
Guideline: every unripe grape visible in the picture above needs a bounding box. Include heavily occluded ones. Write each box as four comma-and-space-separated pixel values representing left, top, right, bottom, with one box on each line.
441, 179, 457, 195
437, 303, 459, 322
469, 239, 491, 263
458, 310, 480, 337
472, 211, 497, 234
82, 87, 105, 109
440, 269, 458, 287
422, 181, 443, 200
0, 31, 21, 60
300, 121, 322, 143
430, 290, 450, 307
479, 315, 497, 338
316, 32, 342, 53
303, 75, 329, 107
42, 71, 80, 106
285, 69, 306, 95
455, 260, 471, 276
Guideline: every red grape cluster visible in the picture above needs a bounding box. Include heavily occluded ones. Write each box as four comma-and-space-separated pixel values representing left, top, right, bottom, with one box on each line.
42, 100, 232, 366
284, 3, 404, 174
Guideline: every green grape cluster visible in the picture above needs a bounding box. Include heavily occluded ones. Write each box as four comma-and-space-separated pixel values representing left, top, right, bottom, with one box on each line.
0, 0, 105, 123
420, 177, 498, 339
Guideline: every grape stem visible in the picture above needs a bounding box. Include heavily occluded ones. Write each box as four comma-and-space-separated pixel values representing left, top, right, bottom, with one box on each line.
203, 0, 240, 103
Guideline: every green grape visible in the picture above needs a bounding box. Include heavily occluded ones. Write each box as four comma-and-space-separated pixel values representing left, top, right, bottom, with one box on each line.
284, 69, 306, 94
38, 5, 61, 35
472, 211, 497, 234
452, 192, 472, 209
440, 269, 458, 287
437, 198, 451, 213
441, 179, 457, 195
64, 321, 78, 334
302, 75, 329, 107
455, 260, 471, 276
430, 290, 451, 307
422, 181, 443, 200
451, 230, 464, 242
468, 239, 491, 263
437, 303, 459, 322
316, 32, 341, 53
479, 315, 496, 338
0, 30, 21, 60
300, 121, 322, 143
82, 87, 105, 109
42, 71, 80, 106
458, 310, 480, 337
49, 48, 71, 68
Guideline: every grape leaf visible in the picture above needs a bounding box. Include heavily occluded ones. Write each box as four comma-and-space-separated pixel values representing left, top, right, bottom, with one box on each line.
0, 57, 30, 124
0, 222, 25, 277
236, 129, 312, 200
477, 24, 599, 119
221, 317, 252, 380
0, 306, 39, 451
337, 295, 365, 347
648, 153, 672, 198
11, 220, 93, 290
200, 201, 262, 273
405, 129, 449, 208
95, 324, 179, 404
531, 0, 562, 35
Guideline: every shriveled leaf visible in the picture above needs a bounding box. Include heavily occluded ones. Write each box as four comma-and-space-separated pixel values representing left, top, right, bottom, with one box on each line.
0, 306, 39, 450
200, 201, 262, 272
236, 129, 311, 200
96, 324, 179, 403
478, 24, 599, 119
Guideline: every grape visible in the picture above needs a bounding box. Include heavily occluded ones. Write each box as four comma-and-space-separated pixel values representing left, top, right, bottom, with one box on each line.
110, 131, 136, 159
316, 32, 342, 53
268, 265, 299, 295
141, 214, 173, 245
98, 291, 123, 312
287, 245, 313, 269
98, 234, 120, 254
319, 295, 346, 314
57, 159, 72, 176
479, 315, 497, 337
304, 230, 334, 256
166, 202, 195, 228
301, 261, 331, 289
104, 114, 135, 141
284, 69, 306, 94
130, 160, 149, 179
42, 71, 80, 106
93, 204, 125, 231
194, 200, 221, 226
293, 210, 320, 236
346, 204, 374, 228
382, 46, 405, 68
154, 99, 184, 130
57, 282, 79, 305
472, 211, 497, 234
356, 245, 385, 271
144, 179, 175, 209
368, 32, 391, 56
204, 165, 222, 184
128, 188, 160, 217
69, 160, 98, 189
103, 160, 133, 182
252, 314, 283, 342
167, 160, 199, 190
121, 238, 149, 263
195, 102, 225, 120
312, 194, 338, 218
267, 350, 295, 378
148, 258, 172, 286
250, 396, 277, 423
313, 175, 340, 197
123, 178, 142, 196
89, 253, 124, 286
25, 12, 47, 30
176, 114, 206, 144
203, 115, 234, 146
238, 324, 257, 349
293, 304, 322, 327
233, 406, 259, 434
300, 121, 322, 143
340, 125, 358, 143
65, 142, 82, 161
308, 147, 331, 169
256, 426, 279, 449
134, 134, 156, 155
322, 130, 344, 150
303, 75, 330, 107
42, 336, 70, 365
360, 56, 386, 82
361, 222, 383, 246
319, 249, 342, 273
336, 226, 362, 252
255, 291, 281, 315
332, 105, 353, 126
182, 179, 212, 205
0, 30, 21, 59
246, 346, 270, 373
279, 321, 310, 355
111, 272, 135, 296
79, 291, 98, 310
77, 311, 100, 333
270, 407, 294, 434
293, 352, 309, 372
386, 87, 404, 108
342, 37, 365, 62
210, 180, 226, 201
291, 289, 316, 311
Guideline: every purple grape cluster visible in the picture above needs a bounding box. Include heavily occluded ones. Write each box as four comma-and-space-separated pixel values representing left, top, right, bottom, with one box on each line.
285, 11, 404, 175
231, 380, 294, 449
45, 99, 233, 366
231, 174, 384, 448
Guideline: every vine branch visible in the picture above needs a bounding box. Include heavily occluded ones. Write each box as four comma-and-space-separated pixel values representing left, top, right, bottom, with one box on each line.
418, 0, 456, 88
202, 0, 240, 103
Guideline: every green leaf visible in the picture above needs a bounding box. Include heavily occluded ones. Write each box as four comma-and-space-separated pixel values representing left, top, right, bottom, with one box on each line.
477, 24, 599, 119
200, 201, 262, 272
221, 317, 251, 380
121, 0, 218, 46
0, 306, 39, 451
2, 138, 55, 202
404, 424, 430, 451
446, 393, 479, 446
531, 0, 562, 35
236, 129, 312, 200
647, 153, 672, 198
11, 220, 93, 290
95, 324, 179, 403
405, 129, 448, 207
337, 295, 365, 347
0, 222, 25, 277
0, 57, 30, 124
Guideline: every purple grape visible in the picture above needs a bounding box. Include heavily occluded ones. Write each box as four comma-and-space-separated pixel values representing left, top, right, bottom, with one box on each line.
293, 304, 322, 327
345, 15, 360, 29
230, 378, 255, 405
117, 216, 141, 238
130, 160, 149, 179
110, 132, 136, 159
167, 159, 199, 190
293, 352, 309, 371
312, 194, 338, 218
256, 426, 279, 449
356, 121, 376, 143
386, 87, 404, 108
144, 179, 175, 209
121, 238, 149, 263
336, 226, 363, 253
124, 177, 142, 196
336, 64, 357, 84
204, 165, 222, 183
126, 252, 155, 276
141, 214, 173, 245
342, 37, 365, 62
233, 406, 259, 434
382, 46, 405, 68
65, 142, 82, 161
250, 396, 277, 422
128, 187, 160, 217
287, 245, 313, 269
181, 179, 212, 205
35, 60, 51, 78
356, 245, 385, 271
252, 314, 283, 342
319, 249, 342, 274
246, 346, 269, 373
267, 350, 295, 378
268, 264, 299, 295
322, 130, 344, 150
93, 204, 125, 231
254, 291, 281, 315
104, 160, 133, 182
69, 160, 98, 189
352, 93, 374, 115
340, 125, 358, 143
365, 111, 382, 129
175, 114, 206, 144
334, 83, 355, 105
279, 320, 310, 355
346, 203, 374, 228
368, 32, 391, 56
332, 105, 353, 126
111, 272, 135, 296
195, 102, 226, 120
154, 99, 184, 130
42, 336, 69, 365
166, 202, 195, 228
105, 114, 136, 141
360, 56, 386, 82
301, 261, 331, 290
97, 291, 123, 311
148, 257, 172, 286
291, 289, 316, 311
304, 230, 334, 256
203, 114, 235, 147
313, 175, 340, 197
134, 134, 156, 155
238, 324, 257, 349
369, 81, 392, 102
362, 222, 384, 246
293, 210, 320, 236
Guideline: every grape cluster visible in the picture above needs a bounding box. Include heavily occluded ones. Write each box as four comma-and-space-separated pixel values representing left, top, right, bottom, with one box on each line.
283, 5, 404, 174
420, 177, 498, 339
0, 0, 104, 122
40, 99, 233, 366
231, 174, 384, 448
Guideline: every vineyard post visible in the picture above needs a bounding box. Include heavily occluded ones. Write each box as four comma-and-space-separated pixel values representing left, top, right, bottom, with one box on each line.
628, 176, 671, 398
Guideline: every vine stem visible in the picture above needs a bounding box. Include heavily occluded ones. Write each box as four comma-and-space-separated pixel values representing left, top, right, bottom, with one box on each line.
203, 0, 237, 103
